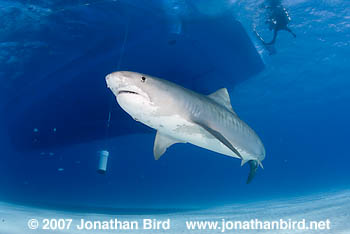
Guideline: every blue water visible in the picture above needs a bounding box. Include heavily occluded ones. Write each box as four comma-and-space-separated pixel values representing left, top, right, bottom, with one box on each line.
0, 0, 349, 213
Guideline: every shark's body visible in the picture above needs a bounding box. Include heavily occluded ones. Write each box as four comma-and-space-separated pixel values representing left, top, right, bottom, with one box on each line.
106, 71, 265, 183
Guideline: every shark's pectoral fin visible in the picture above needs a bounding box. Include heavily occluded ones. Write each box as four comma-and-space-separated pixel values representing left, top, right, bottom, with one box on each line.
153, 131, 182, 160
194, 121, 242, 159
246, 160, 259, 184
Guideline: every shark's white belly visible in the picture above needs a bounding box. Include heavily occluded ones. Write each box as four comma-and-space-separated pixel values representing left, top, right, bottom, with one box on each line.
143, 113, 239, 159
117, 93, 240, 159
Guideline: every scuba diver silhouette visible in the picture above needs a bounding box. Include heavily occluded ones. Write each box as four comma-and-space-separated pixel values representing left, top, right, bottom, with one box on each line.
259, 0, 296, 45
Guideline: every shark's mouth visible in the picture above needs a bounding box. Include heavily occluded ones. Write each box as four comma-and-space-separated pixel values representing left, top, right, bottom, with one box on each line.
116, 87, 151, 102
118, 90, 139, 95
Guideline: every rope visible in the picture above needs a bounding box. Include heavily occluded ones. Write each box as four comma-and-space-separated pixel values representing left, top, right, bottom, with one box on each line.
104, 18, 130, 145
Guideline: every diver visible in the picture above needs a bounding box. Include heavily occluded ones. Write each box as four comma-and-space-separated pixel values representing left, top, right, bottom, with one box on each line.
259, 0, 296, 45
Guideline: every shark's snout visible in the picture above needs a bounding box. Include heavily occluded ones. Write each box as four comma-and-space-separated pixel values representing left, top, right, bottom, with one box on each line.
105, 74, 111, 88
105, 73, 121, 96
105, 71, 149, 101
105, 72, 123, 89
105, 71, 128, 86
105, 74, 113, 87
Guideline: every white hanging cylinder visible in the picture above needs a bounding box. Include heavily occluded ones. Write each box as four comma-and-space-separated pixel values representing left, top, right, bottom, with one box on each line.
97, 150, 109, 174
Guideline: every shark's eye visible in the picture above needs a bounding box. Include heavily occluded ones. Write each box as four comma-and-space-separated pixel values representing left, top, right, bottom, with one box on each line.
141, 76, 146, 82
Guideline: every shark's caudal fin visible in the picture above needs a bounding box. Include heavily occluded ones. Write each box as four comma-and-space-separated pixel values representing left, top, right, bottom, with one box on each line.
153, 131, 183, 160
246, 160, 259, 184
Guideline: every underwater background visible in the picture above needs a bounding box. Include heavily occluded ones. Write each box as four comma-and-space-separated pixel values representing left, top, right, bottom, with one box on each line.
0, 0, 349, 233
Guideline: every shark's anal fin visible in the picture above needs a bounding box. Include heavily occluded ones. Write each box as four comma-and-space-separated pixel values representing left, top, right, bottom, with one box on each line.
153, 131, 182, 160
246, 160, 259, 184
194, 121, 242, 159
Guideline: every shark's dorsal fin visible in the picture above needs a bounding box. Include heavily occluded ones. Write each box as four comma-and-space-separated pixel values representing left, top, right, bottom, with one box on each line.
153, 131, 182, 160
208, 88, 236, 114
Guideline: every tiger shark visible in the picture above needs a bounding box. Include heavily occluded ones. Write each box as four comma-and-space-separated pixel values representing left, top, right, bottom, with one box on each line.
106, 71, 265, 183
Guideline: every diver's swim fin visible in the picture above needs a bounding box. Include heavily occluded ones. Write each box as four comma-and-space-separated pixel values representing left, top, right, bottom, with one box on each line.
253, 28, 276, 55
246, 160, 259, 184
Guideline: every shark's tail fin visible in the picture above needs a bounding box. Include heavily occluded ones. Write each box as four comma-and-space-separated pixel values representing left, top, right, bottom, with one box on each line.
246, 160, 263, 184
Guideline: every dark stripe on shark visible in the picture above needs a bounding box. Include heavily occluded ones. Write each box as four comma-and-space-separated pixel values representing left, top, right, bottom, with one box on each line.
193, 120, 243, 160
